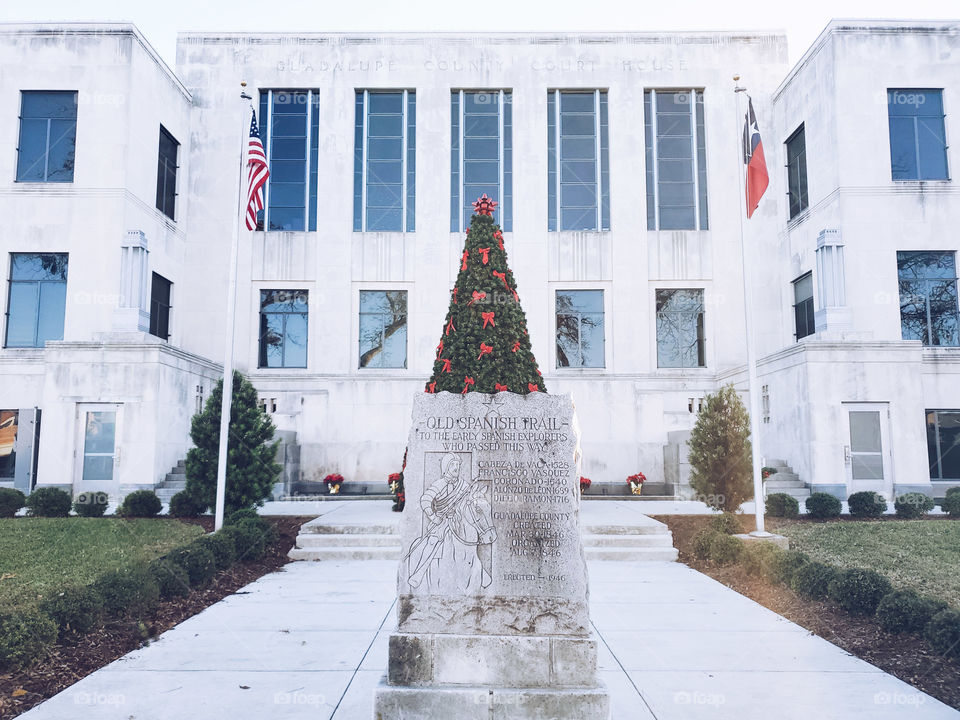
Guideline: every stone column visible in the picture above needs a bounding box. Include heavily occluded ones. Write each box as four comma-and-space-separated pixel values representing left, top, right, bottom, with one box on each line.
374, 391, 610, 719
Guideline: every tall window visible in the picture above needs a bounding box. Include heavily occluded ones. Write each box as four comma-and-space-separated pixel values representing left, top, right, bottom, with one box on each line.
547, 90, 610, 231
451, 90, 512, 232
258, 290, 308, 368
926, 410, 960, 481
556, 290, 604, 368
897, 251, 959, 346
888, 89, 948, 181
793, 273, 815, 340
656, 289, 705, 368
644, 90, 708, 230
16, 91, 77, 182
359, 290, 407, 368
786, 124, 808, 219
156, 126, 179, 220
256, 90, 319, 231
149, 273, 172, 340
354, 91, 416, 232
5, 253, 68, 348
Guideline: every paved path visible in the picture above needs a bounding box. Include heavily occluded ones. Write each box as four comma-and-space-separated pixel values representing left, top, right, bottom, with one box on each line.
20, 557, 959, 718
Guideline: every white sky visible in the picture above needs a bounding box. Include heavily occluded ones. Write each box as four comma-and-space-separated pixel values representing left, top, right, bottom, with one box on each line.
1, 0, 957, 67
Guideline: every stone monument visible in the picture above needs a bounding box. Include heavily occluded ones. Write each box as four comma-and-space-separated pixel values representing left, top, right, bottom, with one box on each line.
373, 390, 610, 719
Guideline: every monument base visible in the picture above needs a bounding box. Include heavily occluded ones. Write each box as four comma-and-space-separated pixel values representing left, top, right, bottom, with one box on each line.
373, 680, 610, 720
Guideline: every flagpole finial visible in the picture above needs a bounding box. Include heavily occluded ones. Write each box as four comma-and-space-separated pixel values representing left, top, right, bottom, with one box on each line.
733, 74, 740, 82
240, 80, 252, 101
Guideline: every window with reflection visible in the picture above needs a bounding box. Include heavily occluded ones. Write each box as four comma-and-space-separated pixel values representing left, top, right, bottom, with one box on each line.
786, 124, 808, 219
5, 253, 68, 348
887, 89, 948, 181
793, 272, 815, 340
897, 251, 958, 346
17, 91, 77, 183
156, 126, 179, 220
656, 289, 705, 368
359, 290, 407, 368
258, 290, 308, 368
556, 290, 604, 368
926, 410, 960, 481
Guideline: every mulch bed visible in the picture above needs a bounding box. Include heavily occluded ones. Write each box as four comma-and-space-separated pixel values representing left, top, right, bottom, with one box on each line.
0, 516, 310, 719
657, 515, 960, 710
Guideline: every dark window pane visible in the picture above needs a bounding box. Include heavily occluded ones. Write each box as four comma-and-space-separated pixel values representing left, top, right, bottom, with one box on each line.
17, 92, 78, 183
5, 253, 68, 348
889, 116, 918, 180
560, 93, 594, 113
464, 114, 498, 137
368, 92, 403, 114
464, 160, 499, 184
149, 272, 172, 340
258, 290, 308, 368
267, 207, 306, 231
359, 290, 407, 368
22, 91, 77, 119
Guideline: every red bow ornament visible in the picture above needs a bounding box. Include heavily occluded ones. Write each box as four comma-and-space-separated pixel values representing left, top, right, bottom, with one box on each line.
472, 194, 498, 216
493, 230, 504, 251
426, 382, 436, 394
445, 317, 456, 336
494, 383, 508, 392
462, 376, 475, 394
481, 311, 495, 329
511, 340, 521, 353
453, 287, 458, 304
477, 247, 490, 265
468, 290, 486, 306
478, 343, 493, 360
440, 358, 451, 373
528, 383, 539, 393
436, 340, 444, 358
461, 250, 469, 271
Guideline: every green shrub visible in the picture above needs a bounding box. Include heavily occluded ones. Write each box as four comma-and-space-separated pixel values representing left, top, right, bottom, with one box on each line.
26, 487, 72, 517
92, 568, 160, 618
924, 608, 960, 658
0, 610, 58, 670
0, 487, 26, 518
39, 586, 104, 639
117, 490, 162, 518
828, 568, 893, 615
73, 491, 109, 518
196, 532, 236, 571
740, 541, 783, 578
805, 492, 842, 519
708, 513, 741, 535
221, 519, 271, 562
168, 491, 205, 517
943, 488, 960, 518
707, 533, 743, 566
225, 507, 261, 526
876, 590, 947, 635
167, 544, 216, 588
767, 549, 810, 585
691, 528, 720, 560
847, 491, 886, 519
894, 492, 935, 519
765, 493, 799, 518
790, 561, 839, 600
148, 559, 191, 599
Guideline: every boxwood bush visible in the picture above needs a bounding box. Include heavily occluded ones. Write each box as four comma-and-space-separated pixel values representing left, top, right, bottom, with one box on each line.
220, 519, 271, 562
73, 491, 109, 518
805, 492, 842, 519
847, 491, 886, 519
708, 513, 741, 535
827, 568, 892, 615
740, 541, 783, 578
924, 608, 960, 658
894, 492, 934, 519
690, 528, 720, 560
225, 508, 261, 526
765, 493, 799, 518
26, 487, 72, 517
168, 491, 205, 518
117, 490, 162, 518
707, 533, 743, 566
93, 567, 160, 618
148, 559, 191, 599
942, 487, 960, 518
39, 586, 105, 640
790, 561, 839, 600
875, 590, 947, 635
767, 549, 810, 585
167, 544, 217, 588
0, 610, 58, 670
0, 487, 26, 518
196, 532, 236, 571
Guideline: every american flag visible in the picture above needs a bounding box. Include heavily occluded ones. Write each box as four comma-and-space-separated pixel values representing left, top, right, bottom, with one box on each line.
245, 108, 270, 230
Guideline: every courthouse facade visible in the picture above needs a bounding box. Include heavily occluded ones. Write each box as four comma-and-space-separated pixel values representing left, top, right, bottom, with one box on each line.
0, 20, 957, 501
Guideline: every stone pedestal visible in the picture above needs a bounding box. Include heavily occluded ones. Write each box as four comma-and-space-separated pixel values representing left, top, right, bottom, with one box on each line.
374, 391, 610, 719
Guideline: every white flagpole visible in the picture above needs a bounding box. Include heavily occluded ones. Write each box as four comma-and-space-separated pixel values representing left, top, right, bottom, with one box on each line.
733, 75, 770, 537
214, 81, 253, 532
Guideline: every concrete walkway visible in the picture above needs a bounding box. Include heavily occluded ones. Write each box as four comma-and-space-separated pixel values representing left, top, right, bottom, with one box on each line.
20, 555, 959, 718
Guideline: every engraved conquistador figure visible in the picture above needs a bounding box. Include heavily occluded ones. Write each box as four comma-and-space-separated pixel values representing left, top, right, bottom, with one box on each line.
406, 453, 497, 593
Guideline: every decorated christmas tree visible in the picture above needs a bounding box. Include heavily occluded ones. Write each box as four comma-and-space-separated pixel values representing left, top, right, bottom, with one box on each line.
426, 195, 545, 395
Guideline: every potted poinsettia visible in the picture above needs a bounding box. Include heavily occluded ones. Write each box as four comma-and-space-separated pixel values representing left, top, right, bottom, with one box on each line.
388, 471, 405, 512
579, 477, 591, 494
324, 473, 345, 495
626, 472, 646, 495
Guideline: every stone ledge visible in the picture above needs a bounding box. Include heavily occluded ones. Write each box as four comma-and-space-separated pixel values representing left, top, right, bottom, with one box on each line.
398, 594, 591, 636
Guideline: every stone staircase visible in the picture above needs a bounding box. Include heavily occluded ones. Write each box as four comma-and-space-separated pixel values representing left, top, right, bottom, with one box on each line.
154, 459, 187, 504
763, 459, 809, 501
289, 514, 678, 562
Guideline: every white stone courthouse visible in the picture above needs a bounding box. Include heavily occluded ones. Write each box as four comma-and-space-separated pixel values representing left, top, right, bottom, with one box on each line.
0, 20, 957, 502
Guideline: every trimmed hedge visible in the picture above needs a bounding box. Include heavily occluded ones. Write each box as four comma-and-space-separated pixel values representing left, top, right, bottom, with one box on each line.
0, 610, 58, 671
92, 567, 160, 618
790, 561, 839, 600
765, 493, 799, 518
117, 490, 162, 518
225, 508, 261, 526
805, 492, 842, 519
0, 487, 26, 518
924, 608, 960, 658
707, 533, 743, 566
148, 559, 192, 599
767, 549, 810, 585
740, 541, 783, 578
167, 544, 217, 588
894, 492, 935, 519
876, 590, 947, 635
828, 568, 892, 615
26, 487, 72, 517
708, 513, 741, 536
943, 487, 960, 518
168, 491, 205, 518
196, 532, 236, 571
220, 519, 271, 562
73, 491, 109, 518
691, 528, 720, 560
847, 491, 886, 519
39, 586, 105, 639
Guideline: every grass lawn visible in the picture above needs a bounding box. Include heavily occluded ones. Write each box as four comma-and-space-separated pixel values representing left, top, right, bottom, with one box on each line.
0, 518, 204, 611
777, 519, 960, 608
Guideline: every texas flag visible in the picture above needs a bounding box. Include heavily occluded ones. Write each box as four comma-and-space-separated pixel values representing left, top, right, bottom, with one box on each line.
742, 96, 769, 218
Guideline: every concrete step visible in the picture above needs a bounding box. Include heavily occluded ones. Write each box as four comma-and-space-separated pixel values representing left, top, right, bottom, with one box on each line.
765, 479, 804, 489
582, 523, 667, 536
582, 533, 674, 548
296, 533, 400, 548
767, 488, 811, 500
288, 547, 400, 561
161, 477, 187, 489
766, 472, 800, 483
584, 546, 679, 562
300, 520, 398, 535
